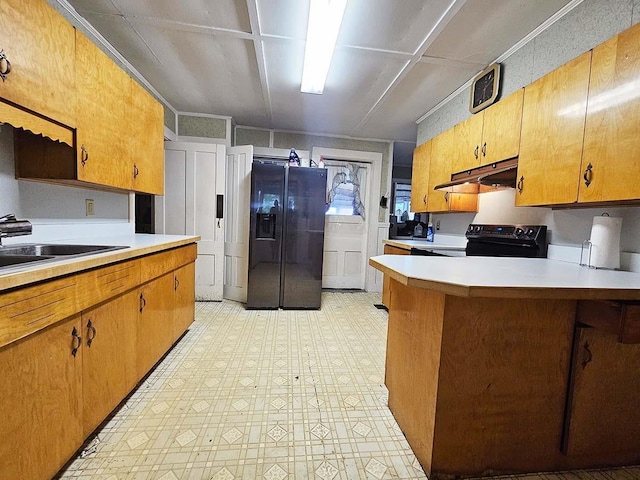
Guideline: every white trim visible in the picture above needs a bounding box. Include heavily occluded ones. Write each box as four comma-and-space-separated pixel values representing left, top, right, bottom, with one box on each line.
233, 124, 392, 145
415, 0, 585, 124
311, 147, 383, 293
176, 135, 230, 147
164, 125, 177, 141
176, 111, 233, 121
269, 130, 274, 148
253, 147, 311, 167
54, 0, 178, 120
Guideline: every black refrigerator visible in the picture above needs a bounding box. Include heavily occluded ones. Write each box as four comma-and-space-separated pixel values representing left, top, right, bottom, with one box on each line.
247, 161, 327, 309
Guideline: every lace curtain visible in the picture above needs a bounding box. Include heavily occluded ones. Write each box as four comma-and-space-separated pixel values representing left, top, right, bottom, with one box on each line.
325, 162, 367, 220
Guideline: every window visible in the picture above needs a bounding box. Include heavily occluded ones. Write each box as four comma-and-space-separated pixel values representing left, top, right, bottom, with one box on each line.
325, 161, 367, 220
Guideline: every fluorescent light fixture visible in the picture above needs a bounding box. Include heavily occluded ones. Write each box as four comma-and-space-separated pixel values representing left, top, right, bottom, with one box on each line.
301, 0, 347, 94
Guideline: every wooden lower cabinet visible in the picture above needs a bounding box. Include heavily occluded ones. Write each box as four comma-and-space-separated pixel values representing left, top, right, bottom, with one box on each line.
0, 245, 197, 480
0, 315, 83, 480
174, 262, 196, 340
137, 272, 176, 379
381, 245, 410, 307
82, 290, 139, 436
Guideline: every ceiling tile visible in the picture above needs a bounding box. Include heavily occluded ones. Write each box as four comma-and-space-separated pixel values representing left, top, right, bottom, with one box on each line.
257, 0, 309, 40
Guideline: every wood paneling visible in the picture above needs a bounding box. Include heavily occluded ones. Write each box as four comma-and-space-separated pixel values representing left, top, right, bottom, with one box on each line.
174, 262, 196, 339
82, 291, 138, 436
0, 0, 76, 128
563, 326, 640, 457
576, 300, 640, 344
428, 129, 455, 213
516, 52, 592, 206
580, 21, 640, 203
0, 315, 83, 480
130, 79, 165, 195
410, 141, 431, 213
381, 245, 410, 307
76, 31, 132, 190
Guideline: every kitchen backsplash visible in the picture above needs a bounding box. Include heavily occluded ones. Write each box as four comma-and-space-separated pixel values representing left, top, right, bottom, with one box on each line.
0, 125, 133, 242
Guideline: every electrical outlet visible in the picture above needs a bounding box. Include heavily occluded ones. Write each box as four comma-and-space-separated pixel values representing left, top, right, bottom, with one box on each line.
85, 199, 95, 216
436, 220, 441, 230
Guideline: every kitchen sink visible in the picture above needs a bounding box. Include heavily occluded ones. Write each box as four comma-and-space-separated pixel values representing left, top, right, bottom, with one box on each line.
0, 244, 127, 257
0, 255, 55, 267
0, 244, 128, 272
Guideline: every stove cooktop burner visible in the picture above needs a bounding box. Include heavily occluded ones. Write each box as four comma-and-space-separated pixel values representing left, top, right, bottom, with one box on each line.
465, 224, 548, 258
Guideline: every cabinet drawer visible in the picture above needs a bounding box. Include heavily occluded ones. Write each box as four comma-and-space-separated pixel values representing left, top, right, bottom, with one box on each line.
76, 259, 141, 310
140, 245, 197, 284
0, 276, 80, 348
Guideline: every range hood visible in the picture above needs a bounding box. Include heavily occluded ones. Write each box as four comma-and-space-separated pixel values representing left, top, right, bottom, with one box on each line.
434, 157, 518, 192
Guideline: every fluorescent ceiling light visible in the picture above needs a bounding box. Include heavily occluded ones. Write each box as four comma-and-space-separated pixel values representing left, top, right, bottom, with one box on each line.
301, 0, 347, 94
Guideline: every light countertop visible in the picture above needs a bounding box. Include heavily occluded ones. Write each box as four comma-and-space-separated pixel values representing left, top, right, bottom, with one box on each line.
370, 254, 640, 300
0, 234, 200, 292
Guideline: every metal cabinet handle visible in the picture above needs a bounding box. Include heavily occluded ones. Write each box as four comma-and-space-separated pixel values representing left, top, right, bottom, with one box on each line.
86, 319, 97, 347
71, 327, 82, 357
81, 145, 89, 166
517, 176, 524, 194
133, 163, 139, 179
139, 293, 146, 313
581, 341, 593, 369
583, 163, 593, 187
423, 194, 426, 204
0, 50, 11, 82
444, 191, 449, 203
174, 276, 179, 291
481, 142, 487, 157
473, 145, 479, 159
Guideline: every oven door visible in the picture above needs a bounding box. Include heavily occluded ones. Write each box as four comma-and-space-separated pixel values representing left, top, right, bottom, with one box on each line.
466, 239, 542, 257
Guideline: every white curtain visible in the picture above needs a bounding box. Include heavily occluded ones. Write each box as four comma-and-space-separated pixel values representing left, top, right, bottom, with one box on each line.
325, 161, 367, 220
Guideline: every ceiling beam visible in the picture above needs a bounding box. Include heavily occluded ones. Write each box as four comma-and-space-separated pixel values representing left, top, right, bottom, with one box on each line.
245, 0, 272, 125
351, 0, 469, 136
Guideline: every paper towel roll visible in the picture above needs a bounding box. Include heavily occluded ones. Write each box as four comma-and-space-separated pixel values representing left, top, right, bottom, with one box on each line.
589, 215, 622, 269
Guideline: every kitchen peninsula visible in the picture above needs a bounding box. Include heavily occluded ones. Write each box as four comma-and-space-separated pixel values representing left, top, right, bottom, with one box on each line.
370, 255, 640, 479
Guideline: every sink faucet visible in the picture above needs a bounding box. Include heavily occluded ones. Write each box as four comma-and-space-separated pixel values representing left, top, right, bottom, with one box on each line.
0, 214, 32, 245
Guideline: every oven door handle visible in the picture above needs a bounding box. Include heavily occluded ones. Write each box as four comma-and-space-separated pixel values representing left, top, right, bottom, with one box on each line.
467, 238, 538, 249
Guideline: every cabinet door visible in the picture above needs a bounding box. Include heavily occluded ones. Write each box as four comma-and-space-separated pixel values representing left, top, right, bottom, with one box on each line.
453, 112, 483, 172
76, 31, 132, 190
174, 262, 196, 340
137, 273, 175, 379
130, 79, 165, 195
516, 52, 591, 206
481, 88, 524, 165
428, 130, 454, 212
82, 291, 138, 437
410, 141, 431, 213
579, 22, 640, 203
0, 0, 76, 128
563, 326, 640, 458
0, 315, 83, 480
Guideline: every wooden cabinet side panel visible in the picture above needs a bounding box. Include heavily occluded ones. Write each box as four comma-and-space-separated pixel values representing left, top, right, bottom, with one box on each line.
0, 0, 76, 127
564, 327, 640, 459
481, 88, 524, 164
516, 52, 591, 206
431, 297, 576, 476
411, 141, 431, 213
76, 31, 132, 190
130, 80, 165, 195
382, 245, 410, 307
385, 280, 446, 476
82, 291, 139, 436
580, 22, 640, 203
0, 315, 83, 480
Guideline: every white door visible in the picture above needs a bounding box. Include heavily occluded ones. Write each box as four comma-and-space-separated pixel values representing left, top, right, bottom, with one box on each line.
322, 161, 369, 289
224, 145, 253, 302
159, 141, 226, 300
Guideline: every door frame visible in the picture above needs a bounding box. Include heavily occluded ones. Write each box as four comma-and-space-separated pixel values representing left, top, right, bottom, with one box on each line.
311, 147, 383, 293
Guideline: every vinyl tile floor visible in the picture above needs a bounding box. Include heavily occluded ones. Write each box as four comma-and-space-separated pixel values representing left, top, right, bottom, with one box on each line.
56, 292, 640, 480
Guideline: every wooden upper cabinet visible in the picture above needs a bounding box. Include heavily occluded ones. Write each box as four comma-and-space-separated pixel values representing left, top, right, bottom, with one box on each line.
579, 22, 640, 204
0, 0, 76, 129
453, 112, 483, 172
481, 88, 524, 165
76, 31, 132, 190
411, 140, 431, 213
130, 80, 165, 195
516, 51, 592, 207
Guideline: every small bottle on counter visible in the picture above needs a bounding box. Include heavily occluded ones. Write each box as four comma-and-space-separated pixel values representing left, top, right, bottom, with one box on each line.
426, 222, 434, 242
